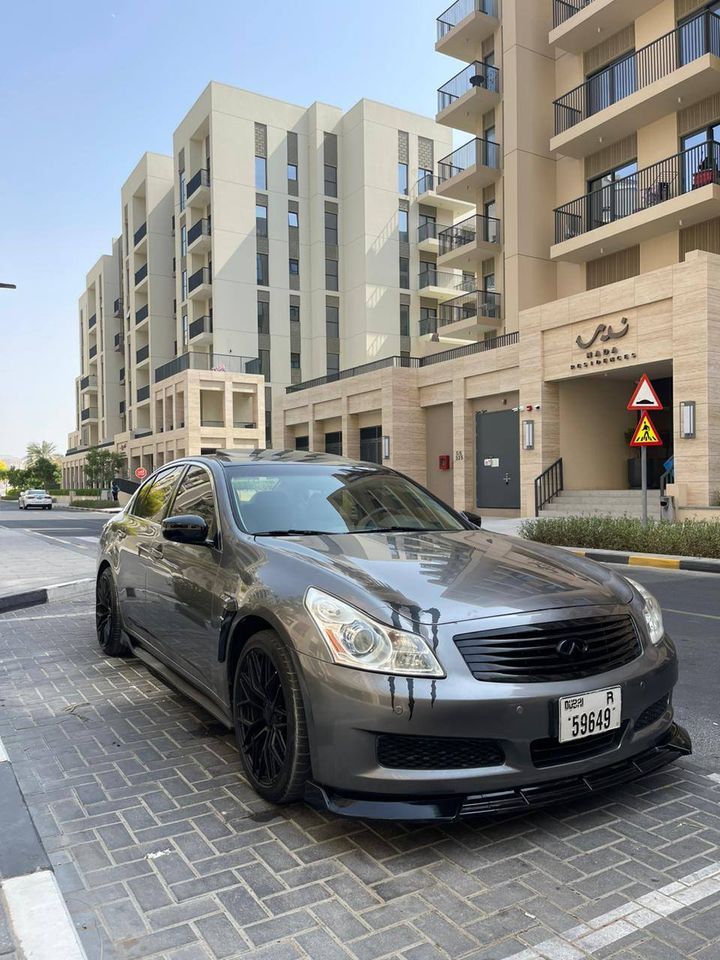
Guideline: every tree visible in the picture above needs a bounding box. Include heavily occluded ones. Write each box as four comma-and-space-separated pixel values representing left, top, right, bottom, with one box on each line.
0, 460, 7, 481
84, 448, 128, 488
26, 441, 57, 464
31, 457, 61, 489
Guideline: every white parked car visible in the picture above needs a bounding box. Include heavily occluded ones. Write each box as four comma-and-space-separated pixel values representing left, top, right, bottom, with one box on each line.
18, 489, 53, 510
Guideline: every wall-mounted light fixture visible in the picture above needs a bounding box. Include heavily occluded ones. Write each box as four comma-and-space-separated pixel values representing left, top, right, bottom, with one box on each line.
680, 401, 696, 439
382, 435, 391, 460
522, 420, 535, 450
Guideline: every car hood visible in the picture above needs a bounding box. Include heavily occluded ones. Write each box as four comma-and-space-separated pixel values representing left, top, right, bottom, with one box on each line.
259, 529, 632, 626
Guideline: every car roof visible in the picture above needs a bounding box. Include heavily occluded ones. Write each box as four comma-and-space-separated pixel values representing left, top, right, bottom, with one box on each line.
172, 449, 386, 470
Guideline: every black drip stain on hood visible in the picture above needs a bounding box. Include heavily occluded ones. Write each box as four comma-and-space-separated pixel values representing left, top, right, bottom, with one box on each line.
406, 678, 415, 721
388, 675, 396, 712
430, 679, 437, 709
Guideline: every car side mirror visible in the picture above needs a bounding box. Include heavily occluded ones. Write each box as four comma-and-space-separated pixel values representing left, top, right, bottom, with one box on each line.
462, 511, 483, 529
162, 514, 209, 545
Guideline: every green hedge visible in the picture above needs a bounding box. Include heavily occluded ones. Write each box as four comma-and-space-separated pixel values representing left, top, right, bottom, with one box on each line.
70, 498, 112, 509
520, 516, 720, 559
73, 488, 101, 497
3, 490, 19, 500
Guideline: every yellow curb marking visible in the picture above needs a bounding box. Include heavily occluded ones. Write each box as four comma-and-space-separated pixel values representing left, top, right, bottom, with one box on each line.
628, 556, 681, 569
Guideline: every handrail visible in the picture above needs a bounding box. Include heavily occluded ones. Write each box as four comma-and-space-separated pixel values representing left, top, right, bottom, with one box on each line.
438, 60, 500, 112
553, 0, 593, 29
438, 137, 501, 182
535, 458, 564, 516
439, 213, 501, 253
437, 0, 498, 40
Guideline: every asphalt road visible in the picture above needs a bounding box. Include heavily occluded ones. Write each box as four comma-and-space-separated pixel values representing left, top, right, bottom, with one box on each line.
0, 498, 110, 556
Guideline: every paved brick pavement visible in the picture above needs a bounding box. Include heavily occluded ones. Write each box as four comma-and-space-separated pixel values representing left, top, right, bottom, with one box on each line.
0, 597, 719, 960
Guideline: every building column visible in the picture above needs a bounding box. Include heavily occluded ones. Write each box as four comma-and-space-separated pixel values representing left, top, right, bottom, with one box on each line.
452, 377, 475, 511
381, 371, 425, 485
309, 404, 324, 453
341, 398, 360, 460
224, 381, 234, 448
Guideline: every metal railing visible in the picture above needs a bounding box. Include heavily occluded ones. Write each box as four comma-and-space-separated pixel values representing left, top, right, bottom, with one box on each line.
421, 331, 518, 365
439, 214, 501, 254
136, 344, 149, 363
89, 344, 97, 359
416, 172, 438, 194
189, 315, 213, 339
201, 419, 224, 428
134, 263, 148, 285
135, 303, 149, 324
113, 298, 123, 317
186, 168, 210, 200
234, 421, 257, 429
133, 221, 147, 246
155, 351, 259, 383
438, 60, 500, 112
88, 313, 96, 329
188, 266, 212, 292
80, 375, 97, 390
535, 458, 564, 516
137, 385, 150, 402
419, 269, 477, 292
437, 0, 498, 40
119, 401, 125, 415
554, 11, 720, 135
188, 218, 211, 246
554, 141, 720, 244
114, 333, 124, 351
80, 407, 98, 421
438, 137, 501, 182
553, 0, 593, 29
119, 367, 125, 381
418, 221, 449, 243
439, 289, 502, 325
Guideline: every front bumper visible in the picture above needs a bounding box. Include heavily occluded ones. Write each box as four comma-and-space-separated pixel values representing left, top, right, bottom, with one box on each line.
305, 722, 692, 821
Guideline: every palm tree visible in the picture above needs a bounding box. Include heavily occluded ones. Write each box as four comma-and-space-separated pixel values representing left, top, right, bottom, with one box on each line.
26, 441, 57, 464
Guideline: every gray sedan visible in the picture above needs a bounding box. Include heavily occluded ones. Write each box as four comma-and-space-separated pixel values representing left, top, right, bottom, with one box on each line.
95, 450, 691, 820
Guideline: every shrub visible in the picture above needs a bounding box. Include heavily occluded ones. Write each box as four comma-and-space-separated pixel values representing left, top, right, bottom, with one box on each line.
70, 498, 113, 509
3, 489, 20, 500
519, 516, 720, 559
73, 488, 101, 497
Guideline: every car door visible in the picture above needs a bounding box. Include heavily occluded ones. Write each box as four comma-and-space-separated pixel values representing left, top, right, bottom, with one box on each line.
144, 465, 223, 689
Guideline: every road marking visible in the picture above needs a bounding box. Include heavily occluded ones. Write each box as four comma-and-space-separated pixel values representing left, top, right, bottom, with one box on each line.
664, 608, 720, 621
0, 735, 8, 764
2, 613, 95, 622
2, 870, 87, 959
708, 773, 720, 784
506, 862, 720, 960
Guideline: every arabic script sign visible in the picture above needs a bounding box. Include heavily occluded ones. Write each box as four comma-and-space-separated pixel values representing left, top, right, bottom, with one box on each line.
576, 317, 629, 350
570, 317, 635, 372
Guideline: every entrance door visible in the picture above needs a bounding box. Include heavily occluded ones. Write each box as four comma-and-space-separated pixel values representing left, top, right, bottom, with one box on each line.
475, 410, 520, 509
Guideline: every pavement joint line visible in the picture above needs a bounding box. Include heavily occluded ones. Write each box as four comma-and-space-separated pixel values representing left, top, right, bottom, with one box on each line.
505, 861, 720, 960
2, 612, 95, 622
1, 870, 88, 960
663, 607, 720, 620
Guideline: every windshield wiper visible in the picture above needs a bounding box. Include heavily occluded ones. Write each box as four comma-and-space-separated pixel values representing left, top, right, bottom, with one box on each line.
360, 526, 442, 534
253, 529, 334, 537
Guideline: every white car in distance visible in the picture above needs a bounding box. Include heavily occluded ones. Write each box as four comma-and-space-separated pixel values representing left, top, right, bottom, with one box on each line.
18, 489, 53, 510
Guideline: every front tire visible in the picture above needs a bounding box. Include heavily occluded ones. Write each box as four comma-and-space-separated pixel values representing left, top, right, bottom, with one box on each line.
95, 569, 128, 657
233, 630, 310, 804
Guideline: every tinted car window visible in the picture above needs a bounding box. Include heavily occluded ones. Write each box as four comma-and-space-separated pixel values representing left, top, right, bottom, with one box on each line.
131, 468, 183, 523
167, 466, 218, 540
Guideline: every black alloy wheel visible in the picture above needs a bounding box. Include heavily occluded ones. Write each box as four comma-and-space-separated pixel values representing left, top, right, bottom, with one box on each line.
95, 568, 128, 657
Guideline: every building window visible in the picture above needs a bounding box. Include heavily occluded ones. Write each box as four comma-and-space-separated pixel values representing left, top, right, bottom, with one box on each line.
326, 353, 340, 374
325, 431, 342, 455
257, 300, 270, 335
324, 164, 337, 197
288, 163, 298, 182
180, 225, 187, 256
587, 160, 638, 230
399, 256, 410, 289
288, 210, 299, 228
257, 253, 269, 286
181, 269, 188, 301
179, 171, 185, 211
182, 313, 189, 346
326, 304, 339, 338
255, 156, 267, 190
290, 304, 300, 324
325, 259, 339, 290
325, 210, 338, 245
398, 162, 409, 195
399, 209, 409, 243
289, 258, 300, 276
360, 425, 382, 464
295, 435, 309, 451
483, 272, 496, 292
418, 166, 433, 192
291, 352, 301, 370
259, 349, 271, 381
256, 203, 268, 237
400, 303, 410, 337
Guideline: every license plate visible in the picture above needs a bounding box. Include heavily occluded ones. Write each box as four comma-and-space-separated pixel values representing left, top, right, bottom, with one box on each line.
558, 686, 622, 743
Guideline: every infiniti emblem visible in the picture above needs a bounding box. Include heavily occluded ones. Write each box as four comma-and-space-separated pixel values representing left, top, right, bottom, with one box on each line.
556, 637, 589, 658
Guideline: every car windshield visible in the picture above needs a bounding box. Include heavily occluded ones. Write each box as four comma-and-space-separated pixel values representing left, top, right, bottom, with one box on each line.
227, 464, 465, 536
28, 490, 47, 495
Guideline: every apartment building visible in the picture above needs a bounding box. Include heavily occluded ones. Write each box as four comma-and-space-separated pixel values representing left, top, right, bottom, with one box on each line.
279, 0, 720, 518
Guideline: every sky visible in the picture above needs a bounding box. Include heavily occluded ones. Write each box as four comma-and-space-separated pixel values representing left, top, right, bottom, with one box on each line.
0, 0, 451, 460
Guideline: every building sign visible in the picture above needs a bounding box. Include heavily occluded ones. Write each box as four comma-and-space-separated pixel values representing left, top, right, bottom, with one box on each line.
570, 317, 636, 371
575, 317, 629, 350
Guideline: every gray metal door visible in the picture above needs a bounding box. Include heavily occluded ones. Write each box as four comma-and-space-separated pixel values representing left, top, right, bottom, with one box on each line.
475, 410, 520, 509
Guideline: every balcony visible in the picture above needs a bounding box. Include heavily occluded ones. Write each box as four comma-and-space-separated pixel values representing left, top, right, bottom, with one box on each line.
155, 351, 260, 383
436, 61, 501, 134
119, 400, 125, 416
553, 142, 720, 262
133, 221, 147, 248
552, 12, 720, 158
88, 313, 97, 329
437, 214, 501, 270
419, 268, 476, 301
113, 297, 123, 318
135, 303, 149, 325
188, 266, 212, 299
415, 172, 476, 216
551, 0, 663, 55
80, 407, 98, 422
186, 168, 210, 205
114, 332, 124, 351
137, 385, 150, 403
437, 137, 502, 202
136, 344, 150, 364
80, 374, 97, 392
417, 220, 449, 254
187, 218, 212, 253
189, 314, 213, 343
134, 262, 148, 288
436, 0, 499, 62
89, 344, 97, 360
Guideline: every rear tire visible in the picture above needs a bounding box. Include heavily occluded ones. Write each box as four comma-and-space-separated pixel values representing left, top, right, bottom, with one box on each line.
232, 630, 311, 804
95, 569, 128, 657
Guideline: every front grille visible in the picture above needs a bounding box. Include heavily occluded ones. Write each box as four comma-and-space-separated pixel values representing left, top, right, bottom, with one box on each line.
531, 723, 627, 769
635, 695, 670, 731
377, 734, 504, 770
455, 615, 642, 683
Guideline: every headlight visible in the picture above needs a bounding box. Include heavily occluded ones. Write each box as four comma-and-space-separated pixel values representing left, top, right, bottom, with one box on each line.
304, 587, 445, 677
626, 578, 665, 645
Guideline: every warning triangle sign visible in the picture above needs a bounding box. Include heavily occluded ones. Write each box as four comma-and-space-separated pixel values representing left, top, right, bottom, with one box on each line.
630, 413, 663, 447
627, 374, 663, 411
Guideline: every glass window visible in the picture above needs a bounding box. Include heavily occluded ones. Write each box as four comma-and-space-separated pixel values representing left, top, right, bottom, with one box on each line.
325, 210, 338, 245
182, 313, 189, 346
259, 348, 271, 380
324, 164, 337, 197
398, 209, 409, 243
255, 156, 267, 190
681, 124, 720, 190
399, 256, 410, 289
257, 300, 270, 335
326, 304, 339, 338
167, 466, 218, 540
325, 259, 339, 290
325, 431, 342, 455
327, 352, 340, 374
179, 172, 186, 212
289, 258, 300, 275
131, 467, 182, 523
484, 201, 498, 243
418, 167, 433, 193
291, 352, 301, 369
181, 270, 188, 301
257, 253, 269, 286
295, 436, 309, 451
288, 162, 298, 181
400, 303, 410, 337
398, 162, 409, 195
586, 53, 637, 118
588, 159, 638, 229
180, 225, 187, 256
256, 204, 268, 237
288, 210, 299, 228
290, 304, 300, 324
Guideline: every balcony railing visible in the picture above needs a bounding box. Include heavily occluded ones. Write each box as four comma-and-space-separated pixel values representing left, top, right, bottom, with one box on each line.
438, 60, 500, 112
137, 385, 150, 402
120, 367, 125, 382
437, 0, 498, 40
438, 137, 501, 181
89, 344, 97, 359
418, 221, 449, 243
135, 304, 149, 324
119, 400, 125, 415
554, 141, 720, 244
133, 221, 147, 246
113, 297, 123, 317
186, 168, 210, 200
234, 421, 257, 429
553, 0, 593, 28
189, 315, 213, 339
201, 419, 224, 428
286, 332, 519, 393
419, 269, 477, 291
440, 289, 502, 325
134, 263, 148, 285
80, 375, 97, 390
188, 218, 211, 246
439, 214, 501, 254
155, 351, 259, 383
88, 313, 97, 329
80, 407, 98, 421
136, 344, 149, 364
416, 172, 438, 195
188, 266, 212, 292
114, 332, 124, 351
554, 11, 720, 135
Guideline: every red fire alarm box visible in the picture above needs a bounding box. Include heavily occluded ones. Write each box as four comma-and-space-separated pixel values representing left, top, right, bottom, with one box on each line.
439, 455, 451, 471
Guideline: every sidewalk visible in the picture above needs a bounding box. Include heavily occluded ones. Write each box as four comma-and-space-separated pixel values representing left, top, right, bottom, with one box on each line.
0, 527, 95, 602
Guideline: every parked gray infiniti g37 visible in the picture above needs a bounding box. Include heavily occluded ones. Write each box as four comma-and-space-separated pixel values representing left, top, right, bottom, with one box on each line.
96, 450, 691, 820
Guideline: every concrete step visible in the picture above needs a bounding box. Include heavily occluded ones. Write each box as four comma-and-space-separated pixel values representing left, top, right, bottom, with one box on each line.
538, 489, 662, 520
538, 508, 662, 519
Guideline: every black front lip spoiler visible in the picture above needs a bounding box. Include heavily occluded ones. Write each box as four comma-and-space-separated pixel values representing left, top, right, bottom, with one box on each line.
305, 723, 692, 822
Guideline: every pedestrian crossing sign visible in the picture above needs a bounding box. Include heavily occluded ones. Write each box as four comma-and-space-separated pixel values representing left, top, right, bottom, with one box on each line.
630, 413, 663, 447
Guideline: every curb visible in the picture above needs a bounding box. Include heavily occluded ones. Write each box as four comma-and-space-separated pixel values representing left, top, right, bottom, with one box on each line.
0, 578, 95, 615
568, 547, 720, 574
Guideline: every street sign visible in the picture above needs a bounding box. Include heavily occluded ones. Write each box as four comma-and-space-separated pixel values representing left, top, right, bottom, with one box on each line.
630, 413, 663, 448
134, 466, 148, 480
627, 374, 663, 411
